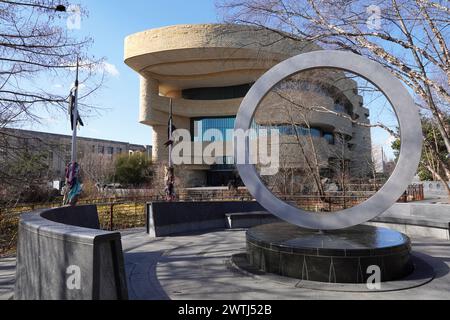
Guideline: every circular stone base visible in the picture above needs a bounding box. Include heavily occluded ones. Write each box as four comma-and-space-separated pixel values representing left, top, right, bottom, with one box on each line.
246, 223, 414, 284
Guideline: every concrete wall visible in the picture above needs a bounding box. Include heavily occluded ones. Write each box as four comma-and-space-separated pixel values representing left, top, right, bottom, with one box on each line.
147, 201, 265, 237
382, 202, 450, 220
366, 202, 450, 240
14, 205, 128, 300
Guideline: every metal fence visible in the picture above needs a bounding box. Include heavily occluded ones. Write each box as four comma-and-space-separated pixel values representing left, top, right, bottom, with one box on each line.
276, 194, 372, 212
0, 199, 148, 256
0, 184, 425, 257
398, 184, 425, 202
0, 192, 251, 256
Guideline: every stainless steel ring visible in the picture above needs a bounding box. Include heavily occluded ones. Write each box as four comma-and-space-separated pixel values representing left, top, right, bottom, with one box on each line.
235, 50, 423, 230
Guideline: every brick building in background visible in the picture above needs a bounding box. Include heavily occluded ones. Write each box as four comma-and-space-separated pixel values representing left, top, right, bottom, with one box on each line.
0, 128, 152, 188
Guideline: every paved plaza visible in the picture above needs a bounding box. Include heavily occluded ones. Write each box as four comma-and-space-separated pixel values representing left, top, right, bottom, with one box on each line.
2, 228, 449, 300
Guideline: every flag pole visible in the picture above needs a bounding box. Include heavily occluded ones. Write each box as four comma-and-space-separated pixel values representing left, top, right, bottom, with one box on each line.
165, 98, 176, 201
63, 56, 82, 206
168, 98, 173, 168
71, 57, 79, 163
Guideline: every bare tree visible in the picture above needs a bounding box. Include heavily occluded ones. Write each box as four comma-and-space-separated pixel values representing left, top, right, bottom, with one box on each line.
0, 1, 104, 196
218, 0, 450, 186
79, 153, 115, 187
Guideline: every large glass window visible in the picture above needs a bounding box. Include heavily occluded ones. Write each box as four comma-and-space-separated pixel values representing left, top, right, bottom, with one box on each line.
193, 117, 236, 142
192, 117, 334, 142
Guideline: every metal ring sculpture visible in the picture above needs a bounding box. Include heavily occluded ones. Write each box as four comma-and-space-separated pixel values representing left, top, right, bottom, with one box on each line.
235, 50, 423, 230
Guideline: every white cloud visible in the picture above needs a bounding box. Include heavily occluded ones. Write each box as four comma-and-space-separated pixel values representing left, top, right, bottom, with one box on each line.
384, 134, 396, 146
102, 62, 120, 77
70, 60, 120, 78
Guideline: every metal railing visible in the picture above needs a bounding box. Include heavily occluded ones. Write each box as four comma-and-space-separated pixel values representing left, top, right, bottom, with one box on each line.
398, 184, 425, 202
0, 184, 425, 256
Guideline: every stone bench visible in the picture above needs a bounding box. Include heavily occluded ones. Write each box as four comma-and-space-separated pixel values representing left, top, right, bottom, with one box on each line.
146, 201, 265, 237
225, 211, 280, 229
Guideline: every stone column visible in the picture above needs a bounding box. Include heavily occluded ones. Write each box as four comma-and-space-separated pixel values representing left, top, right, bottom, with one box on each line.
139, 76, 160, 124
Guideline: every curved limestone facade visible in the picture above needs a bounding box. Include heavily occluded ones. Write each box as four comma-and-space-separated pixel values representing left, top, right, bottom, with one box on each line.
124, 24, 371, 187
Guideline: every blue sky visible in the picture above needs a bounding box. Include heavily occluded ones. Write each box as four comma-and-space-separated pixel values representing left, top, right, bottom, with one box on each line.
23, 0, 218, 145
19, 0, 396, 159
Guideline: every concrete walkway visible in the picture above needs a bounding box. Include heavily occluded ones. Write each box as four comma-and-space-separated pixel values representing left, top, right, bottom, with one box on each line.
2, 228, 450, 300
123, 229, 450, 300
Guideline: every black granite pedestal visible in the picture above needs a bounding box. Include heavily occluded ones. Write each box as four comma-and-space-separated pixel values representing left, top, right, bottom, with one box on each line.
246, 222, 414, 283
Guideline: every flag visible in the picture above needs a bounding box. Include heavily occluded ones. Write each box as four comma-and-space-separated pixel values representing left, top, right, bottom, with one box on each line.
63, 162, 83, 206
69, 89, 84, 131
164, 114, 176, 148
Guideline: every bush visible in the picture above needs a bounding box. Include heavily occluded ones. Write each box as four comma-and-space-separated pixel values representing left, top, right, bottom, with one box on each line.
114, 153, 152, 187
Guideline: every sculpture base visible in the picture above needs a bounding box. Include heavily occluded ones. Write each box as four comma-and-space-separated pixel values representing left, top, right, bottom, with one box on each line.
246, 223, 414, 284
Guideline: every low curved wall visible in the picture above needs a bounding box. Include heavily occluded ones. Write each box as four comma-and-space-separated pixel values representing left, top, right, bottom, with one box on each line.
14, 205, 128, 300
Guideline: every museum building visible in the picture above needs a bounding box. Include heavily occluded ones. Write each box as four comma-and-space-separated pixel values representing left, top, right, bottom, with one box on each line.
124, 24, 372, 187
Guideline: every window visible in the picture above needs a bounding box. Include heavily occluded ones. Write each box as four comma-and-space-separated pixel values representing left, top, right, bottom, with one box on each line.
334, 103, 347, 113
320, 168, 332, 178
310, 128, 321, 137
107, 147, 114, 155
92, 145, 96, 153
192, 118, 332, 143
258, 125, 326, 138
183, 83, 253, 100
98, 146, 104, 154
116, 147, 122, 154
323, 133, 335, 145
192, 117, 236, 142
215, 156, 234, 165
